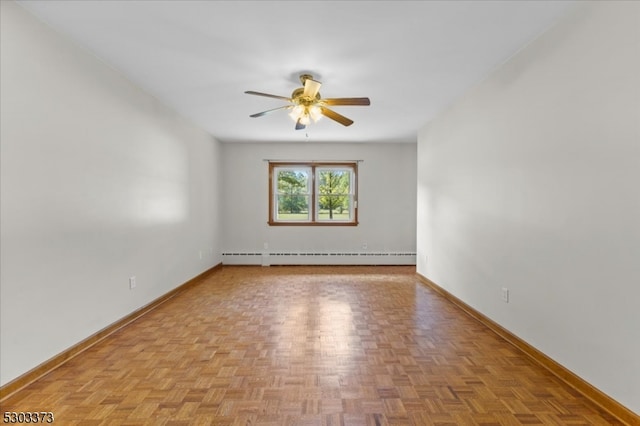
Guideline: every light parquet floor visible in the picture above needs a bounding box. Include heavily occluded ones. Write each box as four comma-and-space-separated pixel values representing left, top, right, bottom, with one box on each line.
1, 266, 621, 425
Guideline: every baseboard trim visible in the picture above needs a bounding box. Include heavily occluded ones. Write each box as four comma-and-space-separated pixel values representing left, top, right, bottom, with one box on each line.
416, 273, 639, 425
0, 263, 223, 403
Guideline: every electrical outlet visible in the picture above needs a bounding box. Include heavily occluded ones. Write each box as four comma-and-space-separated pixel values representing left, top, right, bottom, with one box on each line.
129, 276, 137, 290
501, 287, 509, 303
362, 243, 368, 250
263, 242, 269, 250
199, 250, 203, 259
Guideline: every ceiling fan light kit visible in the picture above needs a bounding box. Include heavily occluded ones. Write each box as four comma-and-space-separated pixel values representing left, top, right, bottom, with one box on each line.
245, 73, 370, 130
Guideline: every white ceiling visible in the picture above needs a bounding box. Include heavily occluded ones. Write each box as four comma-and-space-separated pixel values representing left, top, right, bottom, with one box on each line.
17, 0, 577, 144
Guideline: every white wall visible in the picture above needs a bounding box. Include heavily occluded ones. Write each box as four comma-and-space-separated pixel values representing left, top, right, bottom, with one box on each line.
221, 142, 416, 264
417, 1, 639, 414
0, 1, 222, 386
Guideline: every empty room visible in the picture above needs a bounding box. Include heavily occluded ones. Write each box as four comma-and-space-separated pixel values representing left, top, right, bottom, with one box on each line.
1, 1, 638, 425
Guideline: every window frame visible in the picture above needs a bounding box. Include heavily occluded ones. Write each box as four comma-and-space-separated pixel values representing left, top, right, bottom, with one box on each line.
268, 161, 358, 226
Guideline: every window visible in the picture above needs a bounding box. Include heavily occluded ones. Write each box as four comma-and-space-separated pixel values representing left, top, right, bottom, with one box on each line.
269, 162, 358, 226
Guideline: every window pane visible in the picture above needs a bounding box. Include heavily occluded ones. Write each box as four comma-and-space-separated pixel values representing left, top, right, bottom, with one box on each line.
317, 168, 352, 221
317, 169, 351, 194
318, 195, 351, 221
276, 195, 310, 221
277, 169, 309, 195
275, 168, 310, 221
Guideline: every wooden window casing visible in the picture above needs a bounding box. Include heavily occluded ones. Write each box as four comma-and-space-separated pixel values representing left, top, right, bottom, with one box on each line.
268, 161, 358, 226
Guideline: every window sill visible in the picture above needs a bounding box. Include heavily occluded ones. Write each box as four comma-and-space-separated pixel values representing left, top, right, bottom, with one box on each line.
267, 221, 358, 227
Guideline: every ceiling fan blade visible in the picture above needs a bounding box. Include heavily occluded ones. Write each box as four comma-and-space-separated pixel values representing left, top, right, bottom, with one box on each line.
245, 91, 292, 101
322, 97, 371, 106
320, 107, 354, 127
295, 118, 306, 130
303, 79, 322, 98
250, 105, 292, 118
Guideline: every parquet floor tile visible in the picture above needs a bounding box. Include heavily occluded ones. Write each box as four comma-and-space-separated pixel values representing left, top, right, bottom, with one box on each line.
1, 266, 622, 424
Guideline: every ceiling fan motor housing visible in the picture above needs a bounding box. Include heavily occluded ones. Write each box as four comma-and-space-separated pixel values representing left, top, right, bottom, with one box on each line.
291, 87, 321, 106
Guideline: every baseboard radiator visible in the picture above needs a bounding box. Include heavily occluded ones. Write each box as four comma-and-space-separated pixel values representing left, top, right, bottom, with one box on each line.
222, 252, 416, 266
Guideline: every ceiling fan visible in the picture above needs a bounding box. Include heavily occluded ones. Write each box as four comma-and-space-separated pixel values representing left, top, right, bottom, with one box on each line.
245, 74, 370, 130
